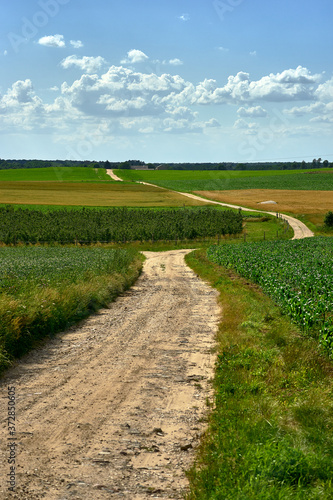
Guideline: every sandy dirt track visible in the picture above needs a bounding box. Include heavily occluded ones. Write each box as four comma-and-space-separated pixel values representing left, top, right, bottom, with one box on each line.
177, 191, 314, 239
137, 182, 314, 240
0, 250, 220, 499
106, 170, 124, 182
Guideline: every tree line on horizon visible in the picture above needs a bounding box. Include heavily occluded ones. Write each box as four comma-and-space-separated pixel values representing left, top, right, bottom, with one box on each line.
0, 158, 331, 171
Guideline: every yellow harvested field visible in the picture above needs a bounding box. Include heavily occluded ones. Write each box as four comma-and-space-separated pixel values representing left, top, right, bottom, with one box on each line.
0, 181, 208, 207
196, 189, 333, 215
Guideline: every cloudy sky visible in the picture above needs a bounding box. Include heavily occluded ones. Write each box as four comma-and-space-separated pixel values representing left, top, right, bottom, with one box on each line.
1, 0, 333, 162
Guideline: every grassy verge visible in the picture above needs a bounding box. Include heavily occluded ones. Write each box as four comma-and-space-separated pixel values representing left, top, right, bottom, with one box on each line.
0, 247, 143, 375
185, 249, 333, 499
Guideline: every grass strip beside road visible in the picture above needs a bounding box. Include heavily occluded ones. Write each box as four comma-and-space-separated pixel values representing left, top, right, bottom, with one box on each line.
0, 247, 143, 375
185, 249, 333, 499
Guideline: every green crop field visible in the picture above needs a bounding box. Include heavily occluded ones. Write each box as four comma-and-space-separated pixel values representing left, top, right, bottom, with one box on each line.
0, 205, 242, 244
207, 237, 333, 355
0, 246, 142, 371
0, 167, 113, 182
186, 248, 333, 499
117, 168, 333, 192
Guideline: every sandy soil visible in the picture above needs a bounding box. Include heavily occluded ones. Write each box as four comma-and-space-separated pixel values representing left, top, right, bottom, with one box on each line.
106, 170, 124, 181
196, 189, 333, 216
0, 250, 220, 500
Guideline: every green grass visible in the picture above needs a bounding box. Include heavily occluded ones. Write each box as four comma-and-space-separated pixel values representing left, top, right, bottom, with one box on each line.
117, 168, 333, 192
0, 246, 143, 373
0, 167, 113, 182
185, 250, 333, 499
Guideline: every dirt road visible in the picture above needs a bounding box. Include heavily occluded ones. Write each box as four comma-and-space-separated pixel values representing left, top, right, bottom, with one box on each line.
137, 182, 314, 240
0, 250, 219, 499
176, 192, 314, 240
106, 170, 124, 181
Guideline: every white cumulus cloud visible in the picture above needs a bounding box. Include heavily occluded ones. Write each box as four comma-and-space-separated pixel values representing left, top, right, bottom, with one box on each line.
204, 118, 221, 127
316, 78, 333, 101
237, 106, 267, 117
121, 49, 149, 64
61, 55, 107, 74
0, 80, 45, 130
192, 66, 321, 104
59, 66, 191, 118
0, 64, 330, 140
234, 118, 259, 131
70, 40, 84, 49
168, 58, 183, 66
38, 34, 66, 48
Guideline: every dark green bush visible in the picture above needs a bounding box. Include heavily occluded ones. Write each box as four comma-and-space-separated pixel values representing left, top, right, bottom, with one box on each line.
324, 211, 333, 228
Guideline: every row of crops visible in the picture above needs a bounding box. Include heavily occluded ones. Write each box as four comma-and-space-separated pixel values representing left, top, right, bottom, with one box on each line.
207, 237, 333, 355
0, 206, 242, 244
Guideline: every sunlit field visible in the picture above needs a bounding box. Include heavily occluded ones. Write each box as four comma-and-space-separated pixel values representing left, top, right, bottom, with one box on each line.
0, 167, 113, 182
0, 181, 209, 207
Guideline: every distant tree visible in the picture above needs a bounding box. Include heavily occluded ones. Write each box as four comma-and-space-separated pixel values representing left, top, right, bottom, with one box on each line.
324, 211, 333, 228
323, 160, 329, 168
118, 161, 131, 169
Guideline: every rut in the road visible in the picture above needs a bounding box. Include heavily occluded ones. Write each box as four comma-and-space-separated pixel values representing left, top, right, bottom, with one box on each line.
0, 250, 220, 500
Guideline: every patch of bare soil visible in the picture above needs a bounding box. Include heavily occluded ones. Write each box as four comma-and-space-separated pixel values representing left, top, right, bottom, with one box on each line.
0, 250, 220, 499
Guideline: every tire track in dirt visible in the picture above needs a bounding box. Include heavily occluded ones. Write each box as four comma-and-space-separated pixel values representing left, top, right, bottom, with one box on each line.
0, 250, 219, 499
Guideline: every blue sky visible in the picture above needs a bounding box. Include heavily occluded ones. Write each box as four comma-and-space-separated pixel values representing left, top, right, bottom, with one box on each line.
1, 0, 333, 163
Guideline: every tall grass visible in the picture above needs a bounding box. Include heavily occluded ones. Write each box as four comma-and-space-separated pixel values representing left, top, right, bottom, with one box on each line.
185, 250, 333, 499
0, 247, 143, 374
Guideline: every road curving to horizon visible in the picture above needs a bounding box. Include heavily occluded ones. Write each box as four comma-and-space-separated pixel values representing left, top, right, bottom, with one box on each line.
175, 191, 314, 240
108, 170, 314, 240
133, 178, 314, 240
